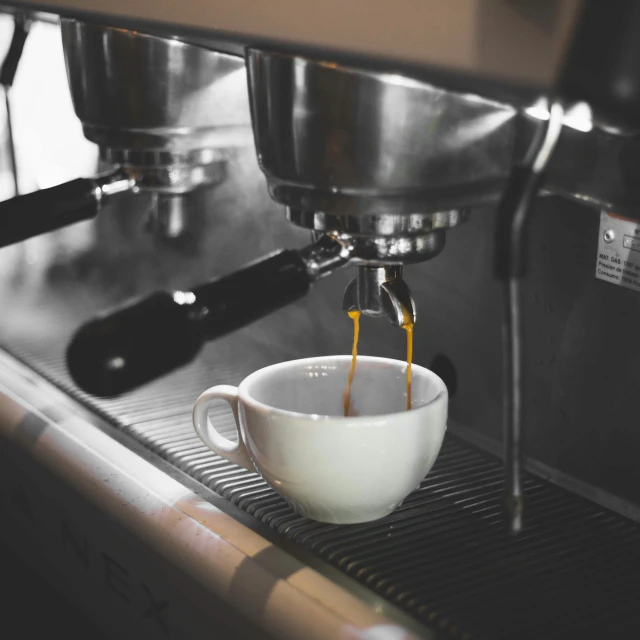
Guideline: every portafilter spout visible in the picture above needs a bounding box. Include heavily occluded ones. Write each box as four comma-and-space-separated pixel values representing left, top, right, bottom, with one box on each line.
343, 266, 416, 328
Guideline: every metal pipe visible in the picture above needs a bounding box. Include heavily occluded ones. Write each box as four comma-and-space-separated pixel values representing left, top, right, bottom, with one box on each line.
497, 100, 565, 533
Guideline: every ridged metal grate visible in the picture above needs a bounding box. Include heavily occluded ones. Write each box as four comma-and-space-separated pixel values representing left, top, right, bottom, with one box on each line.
3, 321, 640, 639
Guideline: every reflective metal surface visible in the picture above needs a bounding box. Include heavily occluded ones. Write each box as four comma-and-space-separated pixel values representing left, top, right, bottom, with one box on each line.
296, 232, 353, 280
296, 210, 462, 267
247, 48, 517, 220
100, 147, 227, 193
92, 167, 137, 204
61, 19, 252, 193
497, 101, 566, 534
322, 229, 447, 265
544, 123, 640, 219
247, 46, 640, 229
343, 265, 416, 327
288, 208, 469, 237
145, 193, 190, 240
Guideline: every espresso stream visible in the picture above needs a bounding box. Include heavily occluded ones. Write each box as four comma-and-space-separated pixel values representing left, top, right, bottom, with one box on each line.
342, 310, 361, 416
343, 309, 414, 416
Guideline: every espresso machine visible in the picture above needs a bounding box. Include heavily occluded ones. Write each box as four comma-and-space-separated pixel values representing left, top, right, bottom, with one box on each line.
2, 1, 640, 639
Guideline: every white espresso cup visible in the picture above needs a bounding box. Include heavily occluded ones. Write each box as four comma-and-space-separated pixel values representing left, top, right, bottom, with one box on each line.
192, 355, 448, 524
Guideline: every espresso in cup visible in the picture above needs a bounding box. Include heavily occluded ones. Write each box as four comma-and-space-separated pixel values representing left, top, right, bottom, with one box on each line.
193, 355, 447, 524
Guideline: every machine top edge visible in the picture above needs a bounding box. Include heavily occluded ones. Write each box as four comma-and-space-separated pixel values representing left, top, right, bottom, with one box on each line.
0, 0, 582, 103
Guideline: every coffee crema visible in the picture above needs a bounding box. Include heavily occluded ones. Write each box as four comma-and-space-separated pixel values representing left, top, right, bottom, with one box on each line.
343, 307, 414, 417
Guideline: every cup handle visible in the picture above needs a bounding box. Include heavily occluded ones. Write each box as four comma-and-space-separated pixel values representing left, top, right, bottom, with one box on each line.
192, 385, 255, 472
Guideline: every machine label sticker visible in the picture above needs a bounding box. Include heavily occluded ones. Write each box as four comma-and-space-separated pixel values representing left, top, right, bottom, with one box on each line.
596, 211, 640, 293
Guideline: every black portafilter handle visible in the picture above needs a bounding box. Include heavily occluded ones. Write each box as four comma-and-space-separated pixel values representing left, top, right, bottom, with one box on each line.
66, 238, 351, 397
0, 170, 134, 248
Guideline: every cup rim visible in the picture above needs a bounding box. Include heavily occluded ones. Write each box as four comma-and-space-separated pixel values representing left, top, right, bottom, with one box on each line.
238, 355, 447, 422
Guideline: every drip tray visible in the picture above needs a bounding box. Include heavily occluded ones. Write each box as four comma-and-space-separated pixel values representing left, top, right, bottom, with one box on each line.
4, 329, 640, 640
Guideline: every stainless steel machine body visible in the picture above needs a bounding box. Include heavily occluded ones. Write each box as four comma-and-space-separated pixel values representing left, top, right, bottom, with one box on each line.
61, 19, 251, 195
0, 17, 253, 245
247, 50, 515, 218
1, 4, 640, 640
247, 49, 514, 321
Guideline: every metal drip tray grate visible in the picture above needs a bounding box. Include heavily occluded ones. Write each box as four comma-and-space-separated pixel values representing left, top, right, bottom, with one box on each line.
3, 329, 640, 639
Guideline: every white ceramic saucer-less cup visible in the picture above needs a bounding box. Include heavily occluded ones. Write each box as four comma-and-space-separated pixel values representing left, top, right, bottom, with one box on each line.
193, 355, 448, 524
